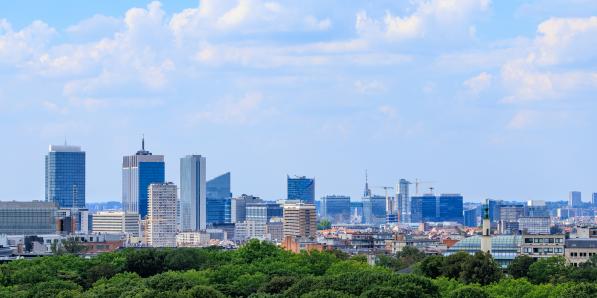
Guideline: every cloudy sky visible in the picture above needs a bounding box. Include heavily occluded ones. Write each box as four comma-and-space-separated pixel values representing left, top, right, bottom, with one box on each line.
1, 0, 596, 203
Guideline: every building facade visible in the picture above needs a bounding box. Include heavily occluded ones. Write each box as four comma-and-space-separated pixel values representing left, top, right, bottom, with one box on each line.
45, 145, 85, 208
146, 183, 177, 247
569, 191, 582, 208
520, 234, 565, 259
464, 208, 479, 227
287, 176, 315, 204
206, 172, 231, 225
122, 139, 165, 218
283, 202, 317, 239
519, 217, 550, 234
91, 211, 139, 236
0, 201, 57, 235
231, 194, 262, 223
362, 195, 386, 225
396, 179, 411, 223
565, 239, 597, 266
320, 195, 351, 224
180, 155, 206, 231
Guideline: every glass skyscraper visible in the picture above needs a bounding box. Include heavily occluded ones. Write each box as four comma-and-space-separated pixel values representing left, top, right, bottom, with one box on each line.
410, 194, 437, 223
122, 139, 165, 219
180, 155, 206, 231
362, 195, 386, 225
410, 193, 464, 223
438, 194, 464, 223
396, 179, 411, 223
206, 172, 232, 225
287, 175, 315, 204
45, 145, 86, 208
320, 195, 351, 224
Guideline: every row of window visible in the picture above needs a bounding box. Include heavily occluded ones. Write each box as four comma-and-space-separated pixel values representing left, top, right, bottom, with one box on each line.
569, 252, 596, 257
524, 237, 563, 244
522, 247, 563, 254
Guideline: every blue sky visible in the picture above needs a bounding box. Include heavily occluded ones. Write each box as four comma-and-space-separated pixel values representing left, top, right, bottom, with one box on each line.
1, 0, 596, 203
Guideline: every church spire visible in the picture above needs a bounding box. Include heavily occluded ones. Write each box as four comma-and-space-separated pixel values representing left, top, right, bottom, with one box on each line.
363, 169, 372, 198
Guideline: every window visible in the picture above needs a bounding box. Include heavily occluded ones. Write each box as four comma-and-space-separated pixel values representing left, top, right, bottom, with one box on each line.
548, 238, 554, 243
525, 238, 533, 243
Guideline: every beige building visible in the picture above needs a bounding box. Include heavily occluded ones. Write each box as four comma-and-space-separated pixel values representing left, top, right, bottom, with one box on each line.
520, 234, 565, 259
176, 231, 210, 247
283, 202, 316, 239
91, 211, 140, 237
565, 239, 597, 266
146, 183, 177, 247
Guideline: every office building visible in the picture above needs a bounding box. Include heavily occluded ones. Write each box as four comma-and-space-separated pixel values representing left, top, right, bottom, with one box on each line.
565, 239, 597, 266
283, 202, 317, 239
569, 191, 582, 208
122, 138, 165, 218
350, 201, 364, 224
206, 172, 231, 225
320, 195, 351, 224
246, 202, 283, 223
146, 183, 177, 247
45, 145, 85, 208
593, 193, 597, 206
438, 194, 464, 223
180, 155, 206, 231
526, 200, 549, 217
362, 195, 386, 225
231, 194, 262, 223
0, 201, 57, 235
464, 208, 478, 227
396, 179, 411, 223
498, 204, 524, 234
519, 217, 551, 234
410, 194, 437, 223
176, 231, 210, 247
520, 234, 565, 259
266, 218, 284, 242
91, 211, 139, 236
445, 235, 521, 269
287, 175, 315, 204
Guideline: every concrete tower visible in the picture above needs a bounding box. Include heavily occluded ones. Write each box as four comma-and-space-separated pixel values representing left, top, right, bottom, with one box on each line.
480, 199, 492, 254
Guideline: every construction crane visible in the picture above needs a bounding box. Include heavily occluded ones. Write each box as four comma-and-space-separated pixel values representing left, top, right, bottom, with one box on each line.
414, 179, 436, 195
374, 186, 395, 217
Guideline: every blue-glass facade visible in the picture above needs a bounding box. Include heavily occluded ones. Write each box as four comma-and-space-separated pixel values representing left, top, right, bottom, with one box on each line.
362, 195, 386, 225
207, 172, 232, 225
287, 176, 315, 204
180, 155, 206, 231
45, 146, 85, 208
138, 162, 165, 218
438, 194, 464, 223
410, 195, 437, 223
246, 201, 283, 223
464, 208, 478, 227
350, 201, 363, 223
321, 195, 351, 224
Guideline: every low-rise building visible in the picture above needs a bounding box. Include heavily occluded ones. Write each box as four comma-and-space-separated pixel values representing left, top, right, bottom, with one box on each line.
91, 211, 140, 237
520, 234, 565, 259
176, 231, 210, 247
565, 239, 597, 266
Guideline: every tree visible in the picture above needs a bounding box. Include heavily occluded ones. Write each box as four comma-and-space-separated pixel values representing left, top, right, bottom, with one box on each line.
527, 256, 568, 284
396, 246, 426, 267
558, 282, 597, 298
418, 255, 445, 278
258, 276, 297, 294
442, 252, 473, 279
459, 252, 502, 285
302, 289, 352, 298
317, 219, 331, 230
508, 255, 535, 278
376, 255, 403, 272
181, 285, 226, 298
123, 249, 166, 277
448, 285, 489, 298
51, 238, 87, 255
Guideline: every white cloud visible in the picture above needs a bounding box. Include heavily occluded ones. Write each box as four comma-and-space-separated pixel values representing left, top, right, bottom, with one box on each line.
378, 105, 397, 118
354, 80, 385, 93
356, 0, 491, 41
66, 14, 122, 39
463, 72, 492, 96
0, 20, 56, 64
507, 110, 537, 129
188, 92, 273, 125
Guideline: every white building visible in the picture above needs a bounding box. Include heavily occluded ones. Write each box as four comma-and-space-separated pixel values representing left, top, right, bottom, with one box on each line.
146, 183, 178, 247
176, 231, 210, 247
91, 211, 140, 237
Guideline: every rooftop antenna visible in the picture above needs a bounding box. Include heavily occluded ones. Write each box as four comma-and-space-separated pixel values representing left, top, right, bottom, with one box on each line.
142, 134, 145, 151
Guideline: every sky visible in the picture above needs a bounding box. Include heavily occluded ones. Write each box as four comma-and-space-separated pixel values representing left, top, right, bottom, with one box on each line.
0, 0, 596, 203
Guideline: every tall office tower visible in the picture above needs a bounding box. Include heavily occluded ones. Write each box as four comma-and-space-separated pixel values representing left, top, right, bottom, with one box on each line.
45, 145, 86, 208
526, 200, 549, 217
287, 175, 315, 204
231, 194, 262, 223
320, 195, 351, 224
0, 201, 58, 235
146, 182, 177, 247
410, 194, 437, 223
498, 203, 524, 234
569, 191, 582, 208
487, 199, 502, 224
464, 208, 478, 227
437, 194, 464, 223
283, 202, 317, 239
179, 155, 206, 231
593, 193, 597, 206
481, 200, 491, 253
362, 195, 386, 225
122, 138, 165, 218
206, 172, 231, 225
396, 179, 411, 223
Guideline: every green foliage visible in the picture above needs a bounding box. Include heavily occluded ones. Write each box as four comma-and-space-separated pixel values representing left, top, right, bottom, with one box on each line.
181, 285, 226, 298
448, 285, 489, 298
123, 248, 167, 277
507, 255, 535, 279
317, 219, 332, 230
302, 289, 353, 298
418, 255, 445, 278
485, 278, 535, 298
258, 276, 297, 294
527, 256, 569, 284
459, 252, 503, 285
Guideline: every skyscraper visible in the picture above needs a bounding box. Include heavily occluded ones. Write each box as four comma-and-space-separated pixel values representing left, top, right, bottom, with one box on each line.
146, 182, 177, 247
410, 194, 437, 223
362, 195, 386, 225
320, 195, 351, 224
45, 145, 85, 208
206, 172, 232, 225
287, 175, 315, 204
180, 155, 206, 231
396, 179, 411, 223
569, 191, 582, 208
231, 194, 262, 223
410, 193, 464, 223
438, 194, 464, 223
122, 138, 164, 218
283, 202, 317, 239
593, 193, 597, 206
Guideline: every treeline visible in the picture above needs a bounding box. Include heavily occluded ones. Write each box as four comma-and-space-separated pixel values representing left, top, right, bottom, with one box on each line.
1, 240, 597, 297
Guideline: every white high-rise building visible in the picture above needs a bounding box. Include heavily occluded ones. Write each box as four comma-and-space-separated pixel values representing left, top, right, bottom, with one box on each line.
146, 182, 178, 247
91, 211, 140, 237
180, 155, 206, 231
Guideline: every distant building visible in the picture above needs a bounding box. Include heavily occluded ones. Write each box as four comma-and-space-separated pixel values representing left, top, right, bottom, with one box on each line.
396, 179, 411, 223
246, 202, 283, 223
0, 201, 57, 235
525, 200, 549, 217
176, 231, 210, 247
438, 194, 464, 223
91, 211, 139, 237
206, 172, 232, 225
565, 239, 597, 266
180, 155, 206, 231
266, 218, 284, 243
445, 235, 520, 268
519, 217, 550, 235
320, 195, 351, 224
464, 208, 478, 227
569, 191, 582, 208
45, 145, 85, 208
520, 234, 565, 259
362, 195, 386, 225
283, 202, 317, 239
287, 175, 315, 204
498, 204, 524, 234
122, 138, 165, 218
350, 201, 364, 224
231, 194, 262, 223
593, 193, 597, 206
146, 183, 177, 247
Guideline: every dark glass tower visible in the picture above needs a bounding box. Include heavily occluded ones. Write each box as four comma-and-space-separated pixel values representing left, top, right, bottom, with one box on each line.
287, 175, 315, 204
206, 172, 232, 225
45, 145, 85, 208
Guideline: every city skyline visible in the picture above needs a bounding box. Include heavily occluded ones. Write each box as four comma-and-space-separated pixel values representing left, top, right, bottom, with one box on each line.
0, 1, 596, 202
